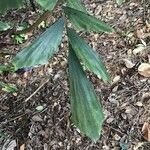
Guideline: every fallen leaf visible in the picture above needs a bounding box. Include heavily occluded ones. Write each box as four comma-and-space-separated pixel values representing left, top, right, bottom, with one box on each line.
124, 59, 135, 68
148, 55, 150, 63
32, 115, 43, 122
2, 139, 17, 150
146, 20, 150, 29
138, 63, 150, 77
133, 44, 145, 55
133, 142, 144, 150
36, 105, 44, 111
20, 144, 25, 150
142, 92, 150, 101
127, 49, 132, 56
125, 107, 132, 114
114, 134, 121, 141
142, 122, 150, 141
106, 117, 114, 123
113, 75, 121, 84
140, 39, 147, 46
102, 145, 110, 150
135, 101, 143, 107
136, 29, 144, 39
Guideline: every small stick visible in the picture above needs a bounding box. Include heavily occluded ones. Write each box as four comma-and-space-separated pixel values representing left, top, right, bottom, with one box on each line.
24, 79, 49, 102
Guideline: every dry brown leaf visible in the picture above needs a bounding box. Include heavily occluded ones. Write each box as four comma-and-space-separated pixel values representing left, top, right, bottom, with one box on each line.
136, 29, 144, 39
124, 59, 135, 68
133, 142, 144, 150
135, 101, 143, 107
20, 144, 25, 150
142, 122, 150, 141
148, 55, 150, 63
138, 63, 150, 77
146, 20, 150, 29
142, 92, 150, 101
133, 45, 145, 55
112, 75, 120, 84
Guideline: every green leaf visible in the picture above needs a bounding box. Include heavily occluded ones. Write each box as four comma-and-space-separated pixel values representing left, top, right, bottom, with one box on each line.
13, 34, 27, 44
12, 18, 64, 70
66, 0, 87, 13
0, 64, 7, 74
0, 21, 11, 31
67, 28, 110, 81
64, 7, 114, 33
0, 82, 17, 93
0, 65, 8, 74
36, 105, 44, 111
0, 0, 23, 13
68, 46, 104, 141
36, 0, 58, 11
0, 64, 14, 74
116, 0, 124, 5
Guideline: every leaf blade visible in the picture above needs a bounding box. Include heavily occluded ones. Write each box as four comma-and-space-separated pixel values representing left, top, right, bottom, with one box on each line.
12, 18, 64, 70
64, 7, 114, 33
68, 46, 104, 141
67, 28, 110, 81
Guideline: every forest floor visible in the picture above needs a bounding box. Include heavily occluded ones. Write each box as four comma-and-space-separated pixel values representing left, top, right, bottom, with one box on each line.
0, 0, 150, 149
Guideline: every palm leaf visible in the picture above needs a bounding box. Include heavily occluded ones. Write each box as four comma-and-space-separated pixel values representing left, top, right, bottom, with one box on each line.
12, 18, 64, 70
68, 45, 104, 141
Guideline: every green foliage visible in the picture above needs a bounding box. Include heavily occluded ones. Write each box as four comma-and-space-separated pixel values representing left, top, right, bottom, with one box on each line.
66, 0, 87, 13
0, 65, 9, 74
69, 46, 104, 141
0, 21, 11, 31
0, 64, 14, 74
13, 34, 27, 44
36, 0, 59, 11
0, 0, 23, 13
116, 0, 124, 5
0, 82, 17, 93
0, 0, 115, 141
64, 7, 114, 33
12, 18, 64, 70
67, 28, 110, 81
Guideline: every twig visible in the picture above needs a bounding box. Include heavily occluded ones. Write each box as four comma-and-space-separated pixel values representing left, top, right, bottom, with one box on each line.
24, 79, 49, 102
16, 11, 52, 35
6, 113, 26, 123
15, 0, 63, 35
104, 124, 125, 135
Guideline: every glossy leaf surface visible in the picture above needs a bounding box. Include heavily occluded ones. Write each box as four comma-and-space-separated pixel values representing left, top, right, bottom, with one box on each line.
12, 18, 64, 70
67, 28, 109, 81
64, 7, 114, 33
68, 46, 104, 141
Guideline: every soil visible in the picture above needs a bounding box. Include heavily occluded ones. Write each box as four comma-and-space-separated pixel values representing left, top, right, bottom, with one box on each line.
0, 0, 150, 150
